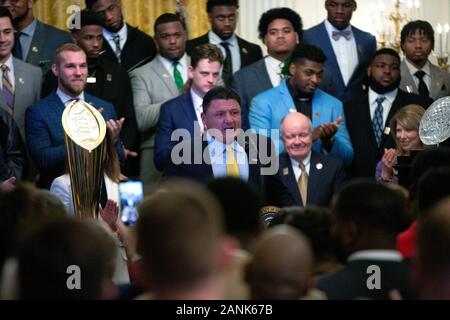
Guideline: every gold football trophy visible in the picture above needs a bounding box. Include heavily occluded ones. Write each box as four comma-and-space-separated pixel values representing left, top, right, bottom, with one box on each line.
62, 100, 106, 219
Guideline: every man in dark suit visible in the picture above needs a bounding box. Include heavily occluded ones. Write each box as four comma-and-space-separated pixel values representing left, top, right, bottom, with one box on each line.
164, 86, 295, 208
232, 7, 302, 129
345, 48, 432, 178
1, 0, 72, 74
86, 0, 157, 72
25, 43, 125, 189
41, 10, 139, 178
278, 112, 346, 207
303, 0, 376, 104
154, 44, 223, 171
186, 0, 262, 88
317, 180, 414, 300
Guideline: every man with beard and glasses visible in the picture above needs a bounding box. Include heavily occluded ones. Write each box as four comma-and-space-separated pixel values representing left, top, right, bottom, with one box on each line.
345, 48, 432, 179
0, 0, 71, 74
25, 43, 125, 189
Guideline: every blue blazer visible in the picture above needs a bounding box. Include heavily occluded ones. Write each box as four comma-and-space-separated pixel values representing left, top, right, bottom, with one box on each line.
249, 80, 354, 166
303, 22, 376, 104
25, 92, 124, 188
154, 91, 202, 171
278, 151, 347, 207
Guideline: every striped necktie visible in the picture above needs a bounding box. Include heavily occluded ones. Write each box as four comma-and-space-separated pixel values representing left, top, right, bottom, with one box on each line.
112, 34, 121, 62
1, 64, 14, 113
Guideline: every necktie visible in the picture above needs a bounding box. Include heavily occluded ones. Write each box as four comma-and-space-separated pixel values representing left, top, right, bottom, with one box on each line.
220, 42, 233, 87
173, 61, 184, 92
332, 30, 352, 41
373, 96, 385, 146
414, 70, 430, 98
298, 162, 308, 206
1, 65, 14, 113
226, 144, 240, 178
112, 34, 121, 62
12, 32, 23, 60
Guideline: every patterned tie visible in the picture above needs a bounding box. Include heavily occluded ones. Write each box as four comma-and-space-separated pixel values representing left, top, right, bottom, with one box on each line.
1, 65, 15, 113
373, 96, 385, 146
220, 42, 233, 87
226, 144, 240, 177
414, 70, 430, 98
332, 30, 352, 41
298, 162, 308, 206
173, 61, 184, 92
112, 34, 121, 62
12, 32, 23, 60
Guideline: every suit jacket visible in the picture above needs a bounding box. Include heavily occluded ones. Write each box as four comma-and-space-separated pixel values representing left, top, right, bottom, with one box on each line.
186, 33, 263, 70
0, 57, 42, 142
154, 91, 202, 171
102, 24, 157, 72
250, 80, 354, 166
25, 20, 72, 74
25, 92, 124, 189
400, 60, 450, 100
303, 22, 377, 104
317, 258, 414, 300
345, 89, 432, 178
278, 152, 347, 207
163, 134, 295, 208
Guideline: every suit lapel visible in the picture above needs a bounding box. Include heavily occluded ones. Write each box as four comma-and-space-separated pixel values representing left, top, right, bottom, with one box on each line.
182, 91, 201, 134
430, 63, 444, 99
237, 36, 250, 67
26, 20, 43, 64
151, 56, 179, 96
280, 153, 302, 205
360, 94, 379, 149
12, 59, 26, 123
307, 153, 322, 205
400, 60, 418, 94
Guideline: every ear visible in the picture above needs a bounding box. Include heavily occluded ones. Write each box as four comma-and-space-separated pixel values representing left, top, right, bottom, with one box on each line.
71, 33, 78, 45
51, 63, 59, 77
188, 65, 194, 79
353, 1, 357, 11
367, 65, 372, 78
207, 12, 213, 24
201, 111, 207, 129
296, 33, 300, 45
289, 63, 297, 77
217, 235, 239, 272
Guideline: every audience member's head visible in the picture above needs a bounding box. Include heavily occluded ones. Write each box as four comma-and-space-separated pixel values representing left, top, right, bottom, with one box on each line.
70, 10, 104, 59
18, 218, 118, 300
86, 0, 123, 33
280, 112, 313, 162
368, 48, 401, 94
245, 225, 314, 299
154, 13, 187, 61
416, 167, 450, 220
0, 0, 33, 28
325, 0, 357, 30
206, 0, 239, 40
401, 20, 434, 68
0, 7, 14, 63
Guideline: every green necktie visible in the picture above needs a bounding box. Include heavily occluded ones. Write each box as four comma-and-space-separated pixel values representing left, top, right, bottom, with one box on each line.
173, 61, 184, 92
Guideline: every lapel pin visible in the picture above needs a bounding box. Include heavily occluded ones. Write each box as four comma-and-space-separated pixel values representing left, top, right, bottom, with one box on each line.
32, 46, 38, 53
314, 112, 320, 118
163, 73, 169, 78
316, 163, 323, 170
283, 167, 289, 175
242, 47, 248, 54
19, 78, 24, 84
405, 85, 413, 93
87, 77, 96, 83
384, 127, 391, 135
289, 108, 296, 113
106, 73, 112, 81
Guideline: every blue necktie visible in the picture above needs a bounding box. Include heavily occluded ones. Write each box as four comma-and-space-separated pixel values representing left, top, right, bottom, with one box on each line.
373, 96, 385, 146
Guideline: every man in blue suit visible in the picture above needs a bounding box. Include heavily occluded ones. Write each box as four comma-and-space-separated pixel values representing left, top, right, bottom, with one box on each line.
154, 44, 223, 171
250, 44, 353, 166
302, 0, 376, 104
26, 43, 125, 189
278, 112, 347, 207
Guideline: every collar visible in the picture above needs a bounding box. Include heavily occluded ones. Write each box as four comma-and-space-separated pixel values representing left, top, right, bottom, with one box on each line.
206, 132, 245, 154
158, 53, 188, 70
190, 88, 204, 112
265, 55, 284, 69
56, 88, 85, 106
208, 30, 238, 47
369, 87, 398, 105
19, 18, 37, 37
404, 59, 431, 77
347, 250, 403, 262
1, 55, 14, 71
324, 19, 353, 37
289, 152, 311, 169
103, 22, 127, 41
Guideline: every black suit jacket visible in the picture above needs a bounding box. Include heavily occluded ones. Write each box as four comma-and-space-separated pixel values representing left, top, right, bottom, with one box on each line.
163, 134, 295, 208
103, 24, 157, 72
278, 152, 347, 207
317, 259, 415, 300
345, 89, 432, 178
186, 33, 263, 69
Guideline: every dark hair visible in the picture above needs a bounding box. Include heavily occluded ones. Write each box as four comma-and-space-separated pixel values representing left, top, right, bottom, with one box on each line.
206, 0, 239, 13
0, 7, 12, 22
85, 0, 99, 10
202, 86, 241, 113
154, 13, 185, 34
291, 44, 327, 65
258, 7, 303, 41
401, 20, 435, 50
417, 167, 450, 216
370, 48, 401, 65
410, 148, 450, 191
333, 179, 409, 234
71, 10, 103, 33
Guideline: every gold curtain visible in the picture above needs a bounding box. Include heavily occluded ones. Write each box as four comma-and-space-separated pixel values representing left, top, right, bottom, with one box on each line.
34, 0, 208, 38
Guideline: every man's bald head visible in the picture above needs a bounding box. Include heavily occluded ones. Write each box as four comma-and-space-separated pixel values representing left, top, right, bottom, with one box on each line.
246, 225, 314, 299
280, 112, 313, 161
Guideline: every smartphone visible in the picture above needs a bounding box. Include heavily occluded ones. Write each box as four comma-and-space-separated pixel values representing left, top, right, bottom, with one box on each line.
119, 180, 144, 227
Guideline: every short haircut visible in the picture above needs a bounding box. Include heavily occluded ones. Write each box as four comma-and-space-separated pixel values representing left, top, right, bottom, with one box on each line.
410, 148, 450, 191
389, 104, 425, 155
370, 48, 401, 65
85, 0, 100, 10
258, 7, 303, 41
206, 0, 239, 13
137, 180, 225, 291
71, 10, 103, 33
401, 20, 435, 50
153, 13, 185, 34
416, 167, 450, 216
333, 179, 408, 234
54, 43, 85, 65
291, 44, 327, 65
202, 86, 241, 113
190, 43, 224, 69
0, 6, 12, 22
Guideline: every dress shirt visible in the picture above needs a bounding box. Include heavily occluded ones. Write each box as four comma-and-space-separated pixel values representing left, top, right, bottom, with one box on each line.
0, 55, 15, 91
103, 22, 128, 53
208, 31, 241, 73
16, 18, 37, 61
347, 250, 403, 262
56, 88, 85, 106
290, 153, 311, 182
159, 53, 189, 84
404, 59, 431, 92
368, 88, 398, 128
190, 88, 205, 134
265, 55, 284, 87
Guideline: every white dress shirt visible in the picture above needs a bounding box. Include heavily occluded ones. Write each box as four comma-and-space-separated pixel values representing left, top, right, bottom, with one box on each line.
265, 55, 284, 87
325, 19, 358, 86
0, 55, 15, 91
209, 31, 241, 73
347, 250, 403, 262
56, 88, 85, 106
290, 153, 311, 182
368, 88, 398, 128
103, 22, 128, 53
404, 59, 431, 92
159, 53, 189, 85
190, 88, 205, 134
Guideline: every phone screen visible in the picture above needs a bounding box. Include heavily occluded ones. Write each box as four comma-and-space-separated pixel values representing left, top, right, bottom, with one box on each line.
119, 180, 144, 226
